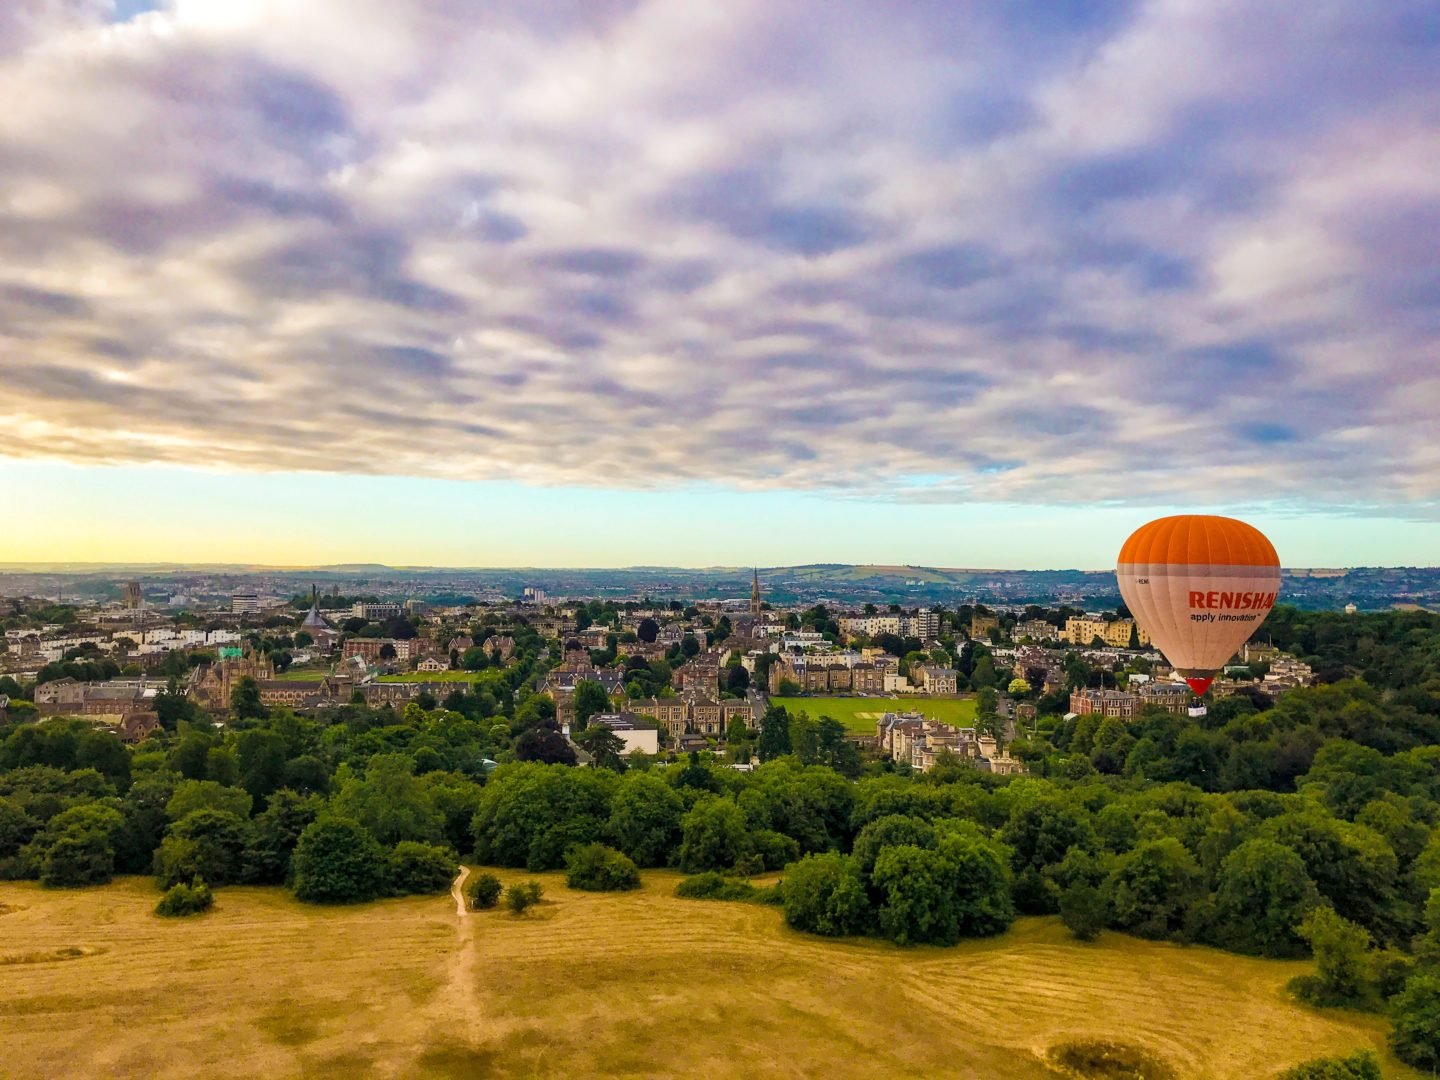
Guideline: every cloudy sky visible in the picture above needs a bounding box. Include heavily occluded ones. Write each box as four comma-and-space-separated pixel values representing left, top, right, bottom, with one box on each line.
1, 0, 1437, 568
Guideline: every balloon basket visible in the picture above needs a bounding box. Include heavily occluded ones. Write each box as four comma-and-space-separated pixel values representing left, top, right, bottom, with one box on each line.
1188, 704, 1208, 718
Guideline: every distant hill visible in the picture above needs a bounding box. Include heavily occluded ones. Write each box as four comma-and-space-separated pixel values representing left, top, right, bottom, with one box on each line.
2, 561, 1435, 611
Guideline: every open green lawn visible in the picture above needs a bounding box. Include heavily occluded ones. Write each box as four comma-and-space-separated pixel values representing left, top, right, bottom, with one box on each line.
377, 671, 484, 683
770, 695, 977, 733
0, 873, 1414, 1079
274, 666, 333, 681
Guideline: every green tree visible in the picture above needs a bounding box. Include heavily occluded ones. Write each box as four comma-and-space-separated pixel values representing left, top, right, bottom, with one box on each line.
606, 773, 684, 867
471, 764, 615, 871
1105, 837, 1202, 939
249, 789, 323, 884
781, 853, 869, 937
230, 676, 266, 720
166, 780, 253, 822
169, 729, 213, 781
637, 618, 659, 643
571, 679, 612, 731
1213, 838, 1320, 957
1293, 906, 1373, 1007
154, 808, 255, 888
32, 804, 125, 888
331, 753, 443, 846
756, 705, 792, 761
236, 729, 288, 805
871, 844, 958, 946
1390, 971, 1440, 1071
574, 725, 627, 771
0, 795, 36, 858
678, 796, 750, 873
1000, 799, 1099, 914
1059, 882, 1107, 941
852, 815, 936, 881
291, 816, 389, 904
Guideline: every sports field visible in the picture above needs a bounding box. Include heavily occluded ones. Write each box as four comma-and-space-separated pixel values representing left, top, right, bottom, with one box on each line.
377, 671, 484, 683
770, 695, 977, 733
0, 873, 1412, 1079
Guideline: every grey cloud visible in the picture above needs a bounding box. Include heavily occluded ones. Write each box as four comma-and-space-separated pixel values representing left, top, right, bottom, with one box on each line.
0, 0, 1435, 513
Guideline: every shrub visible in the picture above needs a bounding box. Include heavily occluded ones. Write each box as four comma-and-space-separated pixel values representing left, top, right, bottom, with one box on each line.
505, 880, 544, 915
291, 816, 389, 904
468, 871, 503, 910
564, 843, 640, 892
675, 872, 781, 905
1279, 1050, 1382, 1080
781, 853, 870, 936
1046, 1039, 1175, 1080
389, 841, 457, 896
155, 878, 214, 918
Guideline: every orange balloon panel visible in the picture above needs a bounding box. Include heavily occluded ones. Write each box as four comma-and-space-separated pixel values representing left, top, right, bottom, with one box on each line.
1115, 515, 1281, 696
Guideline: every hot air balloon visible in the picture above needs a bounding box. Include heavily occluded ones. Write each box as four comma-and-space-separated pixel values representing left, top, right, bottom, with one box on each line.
1115, 515, 1281, 707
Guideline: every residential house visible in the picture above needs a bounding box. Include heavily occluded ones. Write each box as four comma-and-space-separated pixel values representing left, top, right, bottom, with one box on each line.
913, 665, 958, 695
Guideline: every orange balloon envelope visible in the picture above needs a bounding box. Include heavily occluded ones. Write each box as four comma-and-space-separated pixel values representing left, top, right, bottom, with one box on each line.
1115, 515, 1281, 696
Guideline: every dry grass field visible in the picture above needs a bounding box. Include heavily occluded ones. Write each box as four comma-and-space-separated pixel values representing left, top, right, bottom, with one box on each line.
0, 870, 1416, 1079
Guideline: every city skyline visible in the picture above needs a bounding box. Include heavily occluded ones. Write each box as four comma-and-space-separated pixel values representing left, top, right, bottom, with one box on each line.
2, 2, 1437, 566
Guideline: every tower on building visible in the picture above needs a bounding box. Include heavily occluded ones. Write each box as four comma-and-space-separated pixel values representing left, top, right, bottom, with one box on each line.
750, 568, 762, 617
122, 581, 143, 609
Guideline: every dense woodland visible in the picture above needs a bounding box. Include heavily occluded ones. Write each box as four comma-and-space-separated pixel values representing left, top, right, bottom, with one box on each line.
1, 606, 1439, 1071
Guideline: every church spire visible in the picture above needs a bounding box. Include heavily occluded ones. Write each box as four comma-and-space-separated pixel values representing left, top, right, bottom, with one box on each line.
750, 567, 762, 617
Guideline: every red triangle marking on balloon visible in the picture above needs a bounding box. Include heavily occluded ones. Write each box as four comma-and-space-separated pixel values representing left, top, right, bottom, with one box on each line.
1185, 677, 1213, 696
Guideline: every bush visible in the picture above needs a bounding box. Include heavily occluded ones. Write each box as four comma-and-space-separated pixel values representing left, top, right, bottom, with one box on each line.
1279, 1050, 1382, 1080
564, 843, 640, 892
781, 853, 870, 936
675, 872, 781, 905
291, 816, 389, 904
155, 878, 214, 918
468, 871, 502, 910
389, 841, 457, 896
1046, 1039, 1175, 1080
505, 880, 544, 914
